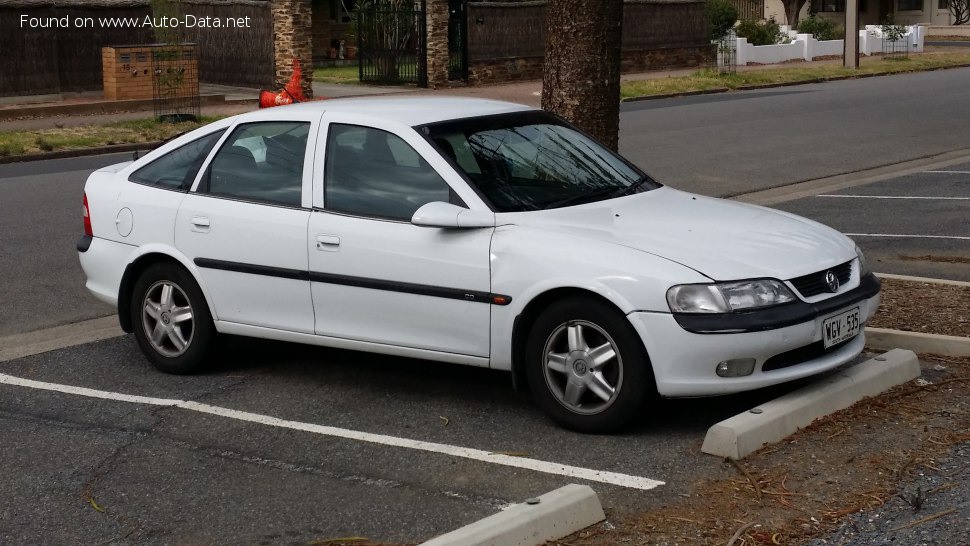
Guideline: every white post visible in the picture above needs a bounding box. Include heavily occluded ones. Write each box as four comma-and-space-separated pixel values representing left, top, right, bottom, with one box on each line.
844, 0, 859, 68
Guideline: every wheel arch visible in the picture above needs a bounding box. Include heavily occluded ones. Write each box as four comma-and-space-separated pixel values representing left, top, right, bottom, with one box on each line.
118, 249, 210, 333
510, 287, 644, 392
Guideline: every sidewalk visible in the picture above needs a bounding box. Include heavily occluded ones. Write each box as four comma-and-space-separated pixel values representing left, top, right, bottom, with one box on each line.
0, 49, 959, 133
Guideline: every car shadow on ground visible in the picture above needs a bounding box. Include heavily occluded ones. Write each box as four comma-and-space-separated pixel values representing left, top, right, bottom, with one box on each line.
203, 334, 838, 439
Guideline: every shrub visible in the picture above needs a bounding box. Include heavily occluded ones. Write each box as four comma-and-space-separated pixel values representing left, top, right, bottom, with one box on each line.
705, 0, 738, 41
797, 15, 843, 41
735, 17, 787, 46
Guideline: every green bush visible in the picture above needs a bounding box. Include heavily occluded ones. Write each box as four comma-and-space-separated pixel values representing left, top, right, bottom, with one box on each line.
797, 15, 844, 41
705, 0, 739, 41
735, 17, 787, 46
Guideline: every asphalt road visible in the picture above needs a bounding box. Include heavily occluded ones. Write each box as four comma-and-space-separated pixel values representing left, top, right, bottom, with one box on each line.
619, 67, 970, 197
771, 161, 970, 281
0, 154, 125, 337
1, 334, 842, 544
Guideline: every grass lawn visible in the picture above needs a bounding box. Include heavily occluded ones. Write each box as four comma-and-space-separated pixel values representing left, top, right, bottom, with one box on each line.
313, 65, 361, 84
620, 51, 970, 99
0, 117, 221, 157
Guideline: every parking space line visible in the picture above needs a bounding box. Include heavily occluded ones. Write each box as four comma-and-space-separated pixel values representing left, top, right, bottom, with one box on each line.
846, 233, 970, 241
0, 372, 665, 491
816, 195, 970, 200
925, 170, 970, 174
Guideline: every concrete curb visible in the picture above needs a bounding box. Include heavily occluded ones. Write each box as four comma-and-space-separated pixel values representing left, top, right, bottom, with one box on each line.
0, 142, 162, 165
0, 94, 235, 122
701, 348, 921, 460
419, 484, 605, 546
875, 272, 970, 288
866, 327, 970, 358
0, 316, 124, 362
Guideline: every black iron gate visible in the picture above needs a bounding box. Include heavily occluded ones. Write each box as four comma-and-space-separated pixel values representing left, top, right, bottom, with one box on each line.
448, 0, 468, 81
357, 0, 427, 87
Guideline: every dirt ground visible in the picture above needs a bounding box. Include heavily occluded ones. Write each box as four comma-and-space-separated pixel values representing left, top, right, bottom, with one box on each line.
553, 355, 970, 546
868, 278, 970, 338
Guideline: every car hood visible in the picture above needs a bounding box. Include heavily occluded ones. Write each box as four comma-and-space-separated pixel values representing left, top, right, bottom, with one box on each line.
508, 187, 856, 281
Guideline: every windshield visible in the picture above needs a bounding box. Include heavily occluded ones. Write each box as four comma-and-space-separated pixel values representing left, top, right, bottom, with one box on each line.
418, 111, 660, 212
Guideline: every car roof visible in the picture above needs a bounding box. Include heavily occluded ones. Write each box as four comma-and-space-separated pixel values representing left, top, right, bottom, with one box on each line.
237, 96, 537, 126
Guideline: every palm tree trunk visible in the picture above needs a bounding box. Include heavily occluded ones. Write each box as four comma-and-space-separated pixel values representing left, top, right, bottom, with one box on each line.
541, 0, 624, 151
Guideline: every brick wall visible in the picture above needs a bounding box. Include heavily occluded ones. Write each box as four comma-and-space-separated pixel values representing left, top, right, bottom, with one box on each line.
102, 45, 199, 101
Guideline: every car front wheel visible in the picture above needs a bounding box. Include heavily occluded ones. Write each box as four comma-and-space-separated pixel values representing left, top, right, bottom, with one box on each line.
130, 262, 215, 374
525, 298, 654, 433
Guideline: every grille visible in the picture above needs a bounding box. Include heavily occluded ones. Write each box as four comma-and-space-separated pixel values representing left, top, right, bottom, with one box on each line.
788, 260, 852, 298
762, 338, 854, 372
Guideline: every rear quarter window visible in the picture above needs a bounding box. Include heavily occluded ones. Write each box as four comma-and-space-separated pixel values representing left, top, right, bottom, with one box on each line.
130, 130, 225, 190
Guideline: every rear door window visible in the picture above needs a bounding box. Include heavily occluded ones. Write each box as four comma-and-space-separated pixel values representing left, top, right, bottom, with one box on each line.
199, 122, 310, 207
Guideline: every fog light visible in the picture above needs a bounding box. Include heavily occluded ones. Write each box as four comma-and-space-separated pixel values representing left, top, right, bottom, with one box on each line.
716, 358, 756, 377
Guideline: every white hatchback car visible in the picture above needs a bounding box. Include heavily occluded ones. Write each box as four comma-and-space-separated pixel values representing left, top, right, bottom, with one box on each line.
79, 97, 880, 431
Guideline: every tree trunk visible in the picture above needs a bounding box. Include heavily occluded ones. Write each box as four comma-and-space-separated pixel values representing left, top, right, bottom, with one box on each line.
541, 0, 623, 151
785, 0, 806, 28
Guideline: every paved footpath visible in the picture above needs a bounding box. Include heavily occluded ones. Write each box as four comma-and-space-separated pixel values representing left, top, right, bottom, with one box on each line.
0, 54, 881, 132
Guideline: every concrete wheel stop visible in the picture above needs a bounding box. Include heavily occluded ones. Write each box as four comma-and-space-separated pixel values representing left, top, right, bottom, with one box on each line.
702, 348, 922, 460
419, 483, 605, 546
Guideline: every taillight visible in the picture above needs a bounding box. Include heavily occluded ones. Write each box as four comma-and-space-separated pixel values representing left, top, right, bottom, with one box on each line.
83, 193, 93, 236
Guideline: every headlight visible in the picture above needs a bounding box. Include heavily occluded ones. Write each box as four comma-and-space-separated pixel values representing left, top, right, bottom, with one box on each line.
667, 279, 796, 313
855, 245, 870, 277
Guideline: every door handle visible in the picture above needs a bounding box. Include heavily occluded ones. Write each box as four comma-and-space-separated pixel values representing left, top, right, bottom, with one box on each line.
316, 234, 340, 251
190, 216, 210, 233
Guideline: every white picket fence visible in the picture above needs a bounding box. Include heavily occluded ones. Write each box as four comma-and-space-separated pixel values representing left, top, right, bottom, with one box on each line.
731, 25, 926, 66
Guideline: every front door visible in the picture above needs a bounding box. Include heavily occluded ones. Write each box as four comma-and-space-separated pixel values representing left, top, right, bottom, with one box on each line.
308, 119, 493, 358
176, 117, 320, 333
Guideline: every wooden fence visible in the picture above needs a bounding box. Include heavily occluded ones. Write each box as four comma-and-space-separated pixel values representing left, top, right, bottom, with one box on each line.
467, 0, 710, 63
0, 0, 273, 97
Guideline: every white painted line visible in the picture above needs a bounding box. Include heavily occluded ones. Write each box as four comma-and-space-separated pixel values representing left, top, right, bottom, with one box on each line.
846, 233, 970, 241
925, 170, 970, 174
816, 194, 970, 200
0, 373, 182, 406
0, 372, 664, 491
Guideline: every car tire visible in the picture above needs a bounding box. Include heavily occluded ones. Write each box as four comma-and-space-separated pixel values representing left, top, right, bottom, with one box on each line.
130, 262, 215, 374
525, 297, 654, 433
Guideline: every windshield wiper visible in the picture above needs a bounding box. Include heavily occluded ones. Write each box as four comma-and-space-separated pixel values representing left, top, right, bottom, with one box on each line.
542, 176, 654, 210
542, 186, 622, 210
607, 176, 653, 199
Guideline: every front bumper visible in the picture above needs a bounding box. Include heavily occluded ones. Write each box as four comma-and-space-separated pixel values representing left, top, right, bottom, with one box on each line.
630, 279, 881, 397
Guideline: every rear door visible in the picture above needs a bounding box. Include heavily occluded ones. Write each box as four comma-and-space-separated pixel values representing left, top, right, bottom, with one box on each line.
175, 112, 321, 333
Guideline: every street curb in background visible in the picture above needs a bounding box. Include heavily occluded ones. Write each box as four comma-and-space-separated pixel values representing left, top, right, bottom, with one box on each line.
865, 328, 970, 358
621, 63, 970, 103
0, 316, 123, 362
419, 484, 605, 546
0, 142, 162, 164
701, 349, 921, 460
0, 94, 250, 122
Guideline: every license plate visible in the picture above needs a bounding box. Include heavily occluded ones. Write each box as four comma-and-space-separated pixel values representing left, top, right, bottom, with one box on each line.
822, 307, 861, 349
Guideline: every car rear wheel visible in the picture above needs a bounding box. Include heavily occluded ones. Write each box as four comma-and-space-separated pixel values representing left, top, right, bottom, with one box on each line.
131, 262, 215, 374
525, 298, 654, 433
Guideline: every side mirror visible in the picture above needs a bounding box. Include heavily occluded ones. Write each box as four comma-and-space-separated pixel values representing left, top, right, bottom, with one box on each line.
411, 202, 494, 229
